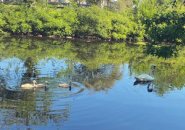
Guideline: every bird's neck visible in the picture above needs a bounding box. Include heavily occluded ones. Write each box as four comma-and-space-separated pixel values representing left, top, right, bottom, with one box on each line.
33, 82, 36, 87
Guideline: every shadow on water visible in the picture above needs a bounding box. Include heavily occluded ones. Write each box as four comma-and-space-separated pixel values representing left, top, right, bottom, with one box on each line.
145, 44, 178, 58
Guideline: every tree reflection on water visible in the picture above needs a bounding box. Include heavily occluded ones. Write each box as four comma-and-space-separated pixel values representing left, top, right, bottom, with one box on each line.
0, 36, 185, 128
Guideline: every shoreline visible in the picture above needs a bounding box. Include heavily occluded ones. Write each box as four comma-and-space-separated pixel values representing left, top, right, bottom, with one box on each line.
1, 34, 182, 46
1, 34, 133, 43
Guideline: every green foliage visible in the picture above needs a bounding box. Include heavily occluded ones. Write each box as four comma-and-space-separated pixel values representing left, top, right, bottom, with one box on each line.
0, 5, 78, 37
136, 0, 185, 44
137, 0, 159, 18
76, 6, 143, 40
145, 11, 185, 43
0, 2, 184, 43
111, 14, 144, 40
4, 8, 32, 34
32, 7, 78, 36
0, 12, 5, 34
0, 5, 143, 41
76, 6, 112, 39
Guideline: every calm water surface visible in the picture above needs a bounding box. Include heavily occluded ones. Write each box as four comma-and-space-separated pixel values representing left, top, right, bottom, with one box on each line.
0, 37, 185, 130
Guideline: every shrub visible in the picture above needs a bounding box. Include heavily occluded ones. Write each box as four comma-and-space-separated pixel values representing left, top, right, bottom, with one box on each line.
111, 13, 144, 41
76, 6, 112, 39
0, 5, 144, 41
144, 11, 185, 43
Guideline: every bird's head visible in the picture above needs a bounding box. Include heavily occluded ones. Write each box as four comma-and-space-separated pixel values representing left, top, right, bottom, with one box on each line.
33, 80, 37, 84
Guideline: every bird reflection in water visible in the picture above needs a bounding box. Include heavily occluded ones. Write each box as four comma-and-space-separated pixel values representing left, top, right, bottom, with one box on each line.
134, 81, 156, 93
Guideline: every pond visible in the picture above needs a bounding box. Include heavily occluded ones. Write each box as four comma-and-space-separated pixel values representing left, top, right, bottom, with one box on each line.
0, 36, 185, 130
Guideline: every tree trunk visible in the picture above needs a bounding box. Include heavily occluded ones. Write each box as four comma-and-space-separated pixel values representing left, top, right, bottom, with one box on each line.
100, 0, 105, 8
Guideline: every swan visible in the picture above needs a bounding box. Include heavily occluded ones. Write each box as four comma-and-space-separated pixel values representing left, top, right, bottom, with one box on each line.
21, 80, 36, 89
58, 81, 72, 91
135, 65, 156, 82
135, 74, 154, 82
59, 81, 71, 88
21, 80, 48, 89
36, 81, 48, 88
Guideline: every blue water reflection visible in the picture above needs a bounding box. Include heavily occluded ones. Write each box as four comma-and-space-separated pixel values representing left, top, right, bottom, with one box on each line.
0, 37, 185, 130
36, 58, 67, 78
0, 57, 26, 88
